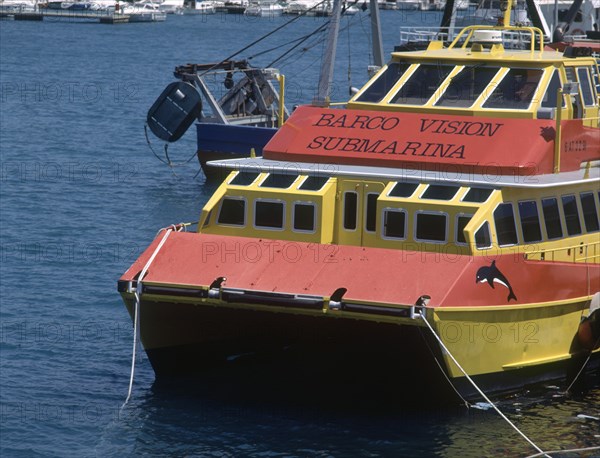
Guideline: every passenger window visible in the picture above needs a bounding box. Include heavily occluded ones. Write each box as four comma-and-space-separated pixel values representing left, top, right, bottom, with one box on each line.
293, 203, 316, 232
343, 192, 358, 230
435, 66, 499, 108
462, 187, 493, 203
355, 62, 410, 103
299, 176, 329, 191
483, 68, 543, 110
456, 215, 472, 245
230, 171, 260, 186
576, 68, 595, 106
415, 212, 447, 242
218, 198, 246, 226
365, 193, 378, 232
382, 209, 407, 239
421, 184, 460, 200
260, 174, 297, 189
561, 195, 582, 236
580, 193, 599, 233
541, 197, 563, 239
475, 221, 492, 249
518, 200, 542, 243
391, 63, 454, 105
494, 203, 518, 246
388, 182, 419, 198
255, 200, 284, 230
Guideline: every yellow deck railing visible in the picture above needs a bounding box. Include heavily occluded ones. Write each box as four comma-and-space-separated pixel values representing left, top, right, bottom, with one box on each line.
525, 241, 600, 263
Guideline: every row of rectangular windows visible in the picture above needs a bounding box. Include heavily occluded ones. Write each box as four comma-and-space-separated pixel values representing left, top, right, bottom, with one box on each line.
484, 191, 600, 248
217, 198, 317, 233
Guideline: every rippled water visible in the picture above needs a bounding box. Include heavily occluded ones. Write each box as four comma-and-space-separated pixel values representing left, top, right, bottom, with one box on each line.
1, 11, 598, 458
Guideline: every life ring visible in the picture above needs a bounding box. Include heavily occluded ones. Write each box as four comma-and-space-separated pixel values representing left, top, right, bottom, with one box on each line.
578, 293, 600, 351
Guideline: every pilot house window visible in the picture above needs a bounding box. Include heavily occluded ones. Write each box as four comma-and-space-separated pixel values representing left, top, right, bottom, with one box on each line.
580, 193, 599, 233
541, 197, 563, 239
293, 203, 316, 232
435, 66, 500, 108
518, 200, 542, 243
355, 62, 410, 103
561, 195, 582, 236
483, 68, 543, 110
391, 63, 454, 105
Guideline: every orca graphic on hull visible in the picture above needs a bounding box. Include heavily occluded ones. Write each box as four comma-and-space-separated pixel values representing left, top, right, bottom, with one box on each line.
476, 260, 517, 302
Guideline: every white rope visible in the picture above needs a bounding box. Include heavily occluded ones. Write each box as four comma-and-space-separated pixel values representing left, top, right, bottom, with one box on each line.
122, 228, 173, 407
419, 312, 550, 458
524, 446, 600, 458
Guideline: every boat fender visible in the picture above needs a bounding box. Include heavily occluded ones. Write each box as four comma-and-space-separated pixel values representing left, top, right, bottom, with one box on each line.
578, 293, 600, 351
146, 81, 202, 142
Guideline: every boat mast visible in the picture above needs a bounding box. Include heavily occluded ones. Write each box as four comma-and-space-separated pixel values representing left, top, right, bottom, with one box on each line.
369, 0, 384, 68
313, 0, 343, 106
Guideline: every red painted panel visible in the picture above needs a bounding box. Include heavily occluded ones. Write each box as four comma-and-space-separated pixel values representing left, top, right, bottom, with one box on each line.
120, 232, 599, 308
263, 106, 599, 175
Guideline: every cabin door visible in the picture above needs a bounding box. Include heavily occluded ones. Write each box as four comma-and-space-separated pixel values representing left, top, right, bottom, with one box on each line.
336, 179, 386, 247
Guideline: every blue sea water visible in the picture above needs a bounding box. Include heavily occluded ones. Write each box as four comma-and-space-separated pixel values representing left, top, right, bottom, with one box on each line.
1, 10, 599, 458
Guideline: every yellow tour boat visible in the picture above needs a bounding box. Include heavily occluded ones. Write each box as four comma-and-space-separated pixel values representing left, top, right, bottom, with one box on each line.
119, 4, 600, 400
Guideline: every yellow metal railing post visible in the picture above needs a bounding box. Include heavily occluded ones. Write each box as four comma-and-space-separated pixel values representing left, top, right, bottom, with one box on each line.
278, 74, 285, 128
554, 88, 563, 174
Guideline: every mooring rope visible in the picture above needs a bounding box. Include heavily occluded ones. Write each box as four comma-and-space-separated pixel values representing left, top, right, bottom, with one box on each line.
122, 227, 174, 407
419, 312, 550, 458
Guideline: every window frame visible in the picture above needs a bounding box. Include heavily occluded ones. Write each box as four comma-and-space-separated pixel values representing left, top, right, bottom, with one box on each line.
253, 198, 286, 231
381, 207, 408, 241
517, 199, 543, 243
455, 213, 474, 246
292, 201, 317, 234
217, 196, 247, 227
414, 210, 449, 244
475, 221, 492, 250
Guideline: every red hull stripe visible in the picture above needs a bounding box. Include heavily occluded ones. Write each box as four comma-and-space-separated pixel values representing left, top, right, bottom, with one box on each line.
263, 106, 598, 175
120, 232, 599, 307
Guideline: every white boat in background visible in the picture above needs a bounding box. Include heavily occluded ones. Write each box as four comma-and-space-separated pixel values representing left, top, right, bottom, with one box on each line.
284, 0, 317, 14
121, 1, 167, 20
244, 0, 284, 16
0, 0, 36, 12
182, 0, 216, 13
396, 0, 419, 10
158, 0, 183, 13
304, 0, 360, 15
418, 0, 444, 11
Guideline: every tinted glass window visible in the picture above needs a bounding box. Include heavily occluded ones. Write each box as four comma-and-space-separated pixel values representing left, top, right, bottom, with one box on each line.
462, 187, 493, 202
391, 64, 454, 105
365, 194, 378, 232
218, 198, 245, 226
421, 185, 460, 200
494, 203, 518, 246
518, 201, 542, 243
260, 174, 297, 189
541, 197, 563, 239
383, 210, 407, 239
541, 71, 564, 108
293, 203, 316, 232
255, 201, 284, 229
436, 66, 499, 107
389, 182, 419, 198
475, 222, 491, 249
577, 68, 595, 106
580, 193, 599, 233
230, 171, 260, 186
356, 62, 410, 103
456, 215, 471, 244
483, 68, 543, 109
562, 195, 582, 236
344, 192, 358, 230
416, 213, 447, 242
299, 176, 328, 191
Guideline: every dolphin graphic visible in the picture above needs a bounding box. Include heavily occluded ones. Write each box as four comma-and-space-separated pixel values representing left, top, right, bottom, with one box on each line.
476, 260, 517, 302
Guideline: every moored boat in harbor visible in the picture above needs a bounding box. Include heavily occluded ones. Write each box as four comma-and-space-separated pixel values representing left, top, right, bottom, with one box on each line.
120, 2, 600, 402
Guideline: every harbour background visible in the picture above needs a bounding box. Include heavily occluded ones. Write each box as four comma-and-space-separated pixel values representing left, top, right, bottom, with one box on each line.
1, 11, 599, 457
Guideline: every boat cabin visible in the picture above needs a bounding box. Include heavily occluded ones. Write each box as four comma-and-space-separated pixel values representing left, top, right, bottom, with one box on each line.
347, 28, 600, 126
